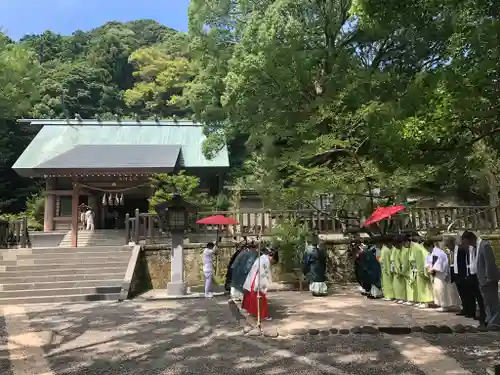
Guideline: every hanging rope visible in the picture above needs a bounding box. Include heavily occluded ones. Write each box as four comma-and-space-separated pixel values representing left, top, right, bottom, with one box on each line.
76, 181, 151, 193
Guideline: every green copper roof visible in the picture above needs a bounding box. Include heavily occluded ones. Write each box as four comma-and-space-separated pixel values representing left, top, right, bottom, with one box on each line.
13, 119, 229, 177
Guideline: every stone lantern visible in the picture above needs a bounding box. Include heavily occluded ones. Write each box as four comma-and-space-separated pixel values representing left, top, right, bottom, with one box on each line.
155, 193, 193, 233
155, 193, 196, 296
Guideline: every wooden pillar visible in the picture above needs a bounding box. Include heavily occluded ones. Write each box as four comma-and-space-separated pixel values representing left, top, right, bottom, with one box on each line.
44, 178, 56, 232
71, 181, 79, 248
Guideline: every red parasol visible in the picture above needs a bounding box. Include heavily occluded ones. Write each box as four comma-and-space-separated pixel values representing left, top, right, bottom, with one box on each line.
363, 205, 406, 227
196, 215, 238, 225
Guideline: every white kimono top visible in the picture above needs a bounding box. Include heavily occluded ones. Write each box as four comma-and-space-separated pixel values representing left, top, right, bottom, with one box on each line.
430, 246, 450, 281
243, 254, 271, 293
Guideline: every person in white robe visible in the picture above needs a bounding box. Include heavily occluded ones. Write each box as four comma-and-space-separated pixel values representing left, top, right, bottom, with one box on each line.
241, 250, 279, 320
85, 208, 95, 231
425, 242, 460, 312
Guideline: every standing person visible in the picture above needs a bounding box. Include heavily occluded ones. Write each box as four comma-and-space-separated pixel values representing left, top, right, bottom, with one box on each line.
405, 235, 418, 305
399, 237, 412, 305
423, 240, 456, 312
411, 235, 433, 308
303, 240, 328, 297
85, 207, 95, 231
225, 244, 245, 298
352, 240, 368, 294
447, 236, 470, 316
392, 237, 407, 304
203, 242, 217, 298
461, 231, 499, 328
380, 238, 395, 301
242, 249, 279, 321
360, 241, 383, 298
460, 231, 486, 326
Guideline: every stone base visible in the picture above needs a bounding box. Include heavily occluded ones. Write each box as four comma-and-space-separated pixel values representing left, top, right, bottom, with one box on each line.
166, 281, 187, 296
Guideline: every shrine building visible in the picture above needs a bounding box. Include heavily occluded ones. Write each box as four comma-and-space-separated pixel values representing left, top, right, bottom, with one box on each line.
12, 118, 230, 246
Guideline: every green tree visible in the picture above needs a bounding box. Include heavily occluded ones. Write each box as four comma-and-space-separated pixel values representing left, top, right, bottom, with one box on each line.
0, 33, 42, 212
124, 43, 193, 117
149, 171, 213, 211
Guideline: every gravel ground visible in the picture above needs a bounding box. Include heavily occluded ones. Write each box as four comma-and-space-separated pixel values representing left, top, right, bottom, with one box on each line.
254, 334, 426, 375
422, 333, 500, 374
0, 297, 497, 374
0, 316, 10, 375
22, 299, 337, 375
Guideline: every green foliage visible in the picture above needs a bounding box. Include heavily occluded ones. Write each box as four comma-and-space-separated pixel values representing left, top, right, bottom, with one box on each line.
1, 5, 500, 223
271, 217, 309, 272
25, 191, 45, 230
124, 43, 193, 117
0, 191, 44, 230
149, 171, 212, 211
186, 0, 500, 206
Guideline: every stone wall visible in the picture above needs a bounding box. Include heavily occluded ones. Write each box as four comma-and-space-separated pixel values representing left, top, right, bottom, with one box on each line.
130, 241, 355, 296
128, 234, 500, 297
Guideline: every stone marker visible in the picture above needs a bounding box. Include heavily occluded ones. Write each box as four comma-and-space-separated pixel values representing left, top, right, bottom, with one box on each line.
422, 325, 440, 334
438, 325, 453, 334
452, 324, 466, 333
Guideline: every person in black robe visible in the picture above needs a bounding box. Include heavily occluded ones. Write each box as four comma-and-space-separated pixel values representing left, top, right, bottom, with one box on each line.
303, 242, 328, 296
225, 245, 245, 291
230, 244, 259, 300
351, 240, 369, 294
362, 242, 383, 298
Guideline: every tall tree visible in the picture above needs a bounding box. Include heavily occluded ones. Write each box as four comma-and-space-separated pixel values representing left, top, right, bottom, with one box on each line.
0, 33, 42, 211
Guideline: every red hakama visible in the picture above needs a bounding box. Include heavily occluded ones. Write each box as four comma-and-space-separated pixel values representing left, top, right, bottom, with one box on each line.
241, 269, 269, 319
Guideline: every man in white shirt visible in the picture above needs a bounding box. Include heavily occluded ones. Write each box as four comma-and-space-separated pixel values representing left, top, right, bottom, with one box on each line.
203, 242, 217, 298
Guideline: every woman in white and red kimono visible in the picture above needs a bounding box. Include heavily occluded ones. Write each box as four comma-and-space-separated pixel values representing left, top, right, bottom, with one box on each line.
241, 249, 279, 321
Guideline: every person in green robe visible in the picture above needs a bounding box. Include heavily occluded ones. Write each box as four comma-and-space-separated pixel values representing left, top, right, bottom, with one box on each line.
399, 236, 413, 305
405, 235, 418, 305
379, 239, 395, 300
410, 235, 433, 308
392, 237, 407, 303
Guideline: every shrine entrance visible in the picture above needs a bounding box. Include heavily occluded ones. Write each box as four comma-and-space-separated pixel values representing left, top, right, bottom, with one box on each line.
101, 196, 149, 229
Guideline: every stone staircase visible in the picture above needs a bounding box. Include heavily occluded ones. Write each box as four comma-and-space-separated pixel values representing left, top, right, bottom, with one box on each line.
58, 229, 126, 247
0, 246, 131, 305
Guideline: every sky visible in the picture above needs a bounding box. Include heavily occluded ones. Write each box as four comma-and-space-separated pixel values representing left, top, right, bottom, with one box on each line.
0, 0, 190, 40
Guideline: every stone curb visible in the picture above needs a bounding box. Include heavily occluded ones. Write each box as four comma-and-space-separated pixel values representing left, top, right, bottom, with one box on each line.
241, 323, 500, 338
228, 298, 500, 338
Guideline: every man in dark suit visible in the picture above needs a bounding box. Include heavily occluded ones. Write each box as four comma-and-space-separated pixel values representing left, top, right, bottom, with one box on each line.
446, 236, 470, 316
462, 231, 500, 328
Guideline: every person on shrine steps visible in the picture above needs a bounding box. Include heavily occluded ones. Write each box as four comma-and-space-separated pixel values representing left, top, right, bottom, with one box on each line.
241, 249, 279, 321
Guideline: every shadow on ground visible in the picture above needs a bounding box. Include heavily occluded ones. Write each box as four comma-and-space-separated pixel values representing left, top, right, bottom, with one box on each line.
15, 297, 325, 375
422, 332, 500, 373
3, 290, 487, 375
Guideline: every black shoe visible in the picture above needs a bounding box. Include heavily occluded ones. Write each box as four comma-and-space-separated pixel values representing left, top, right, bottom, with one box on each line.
465, 314, 475, 319
477, 323, 487, 330
456, 310, 467, 316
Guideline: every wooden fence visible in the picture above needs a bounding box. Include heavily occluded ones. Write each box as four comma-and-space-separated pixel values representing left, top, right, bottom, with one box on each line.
123, 205, 498, 244
0, 217, 29, 248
